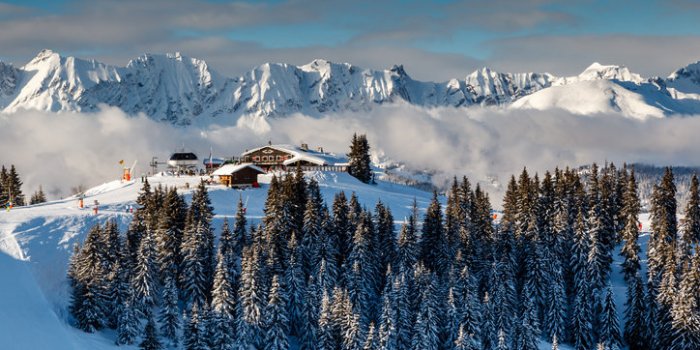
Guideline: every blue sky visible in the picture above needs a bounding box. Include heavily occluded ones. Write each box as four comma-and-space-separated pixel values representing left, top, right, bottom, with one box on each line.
1, 0, 700, 80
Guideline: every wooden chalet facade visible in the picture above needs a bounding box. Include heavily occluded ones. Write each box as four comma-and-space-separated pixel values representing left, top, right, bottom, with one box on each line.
212, 163, 265, 188
241, 144, 348, 172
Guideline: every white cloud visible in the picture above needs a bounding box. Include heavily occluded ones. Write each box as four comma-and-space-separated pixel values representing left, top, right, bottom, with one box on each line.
4, 105, 700, 204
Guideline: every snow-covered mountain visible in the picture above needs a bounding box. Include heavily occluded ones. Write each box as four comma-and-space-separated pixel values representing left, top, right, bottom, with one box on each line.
2, 49, 700, 124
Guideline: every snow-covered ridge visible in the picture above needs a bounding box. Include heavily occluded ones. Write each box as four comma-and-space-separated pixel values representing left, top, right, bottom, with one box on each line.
2, 49, 700, 123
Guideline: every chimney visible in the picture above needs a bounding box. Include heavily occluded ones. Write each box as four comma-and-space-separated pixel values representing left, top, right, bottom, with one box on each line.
301, 143, 309, 151
317, 146, 324, 153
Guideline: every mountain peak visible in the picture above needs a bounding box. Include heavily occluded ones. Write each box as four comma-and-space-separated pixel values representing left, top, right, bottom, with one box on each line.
578, 62, 644, 83
25, 49, 61, 66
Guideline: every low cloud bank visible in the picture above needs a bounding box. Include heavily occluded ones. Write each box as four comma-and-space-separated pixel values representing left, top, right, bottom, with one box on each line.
3, 105, 700, 201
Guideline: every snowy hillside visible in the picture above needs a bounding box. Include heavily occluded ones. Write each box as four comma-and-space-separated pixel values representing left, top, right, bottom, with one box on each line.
3, 50, 700, 124
0, 171, 436, 349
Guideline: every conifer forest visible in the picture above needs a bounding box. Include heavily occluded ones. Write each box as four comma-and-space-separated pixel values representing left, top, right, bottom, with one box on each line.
67, 164, 700, 350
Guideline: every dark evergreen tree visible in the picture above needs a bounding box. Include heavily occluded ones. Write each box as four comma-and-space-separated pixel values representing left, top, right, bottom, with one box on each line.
115, 300, 139, 345
454, 324, 479, 350
544, 261, 567, 343
411, 273, 440, 350
156, 187, 184, 284
265, 275, 289, 350
238, 246, 265, 349
377, 278, 398, 350
29, 185, 47, 204
624, 273, 647, 350
232, 197, 248, 255
332, 191, 351, 269
184, 304, 208, 350
302, 178, 324, 276
571, 290, 593, 350
140, 312, 163, 350
620, 169, 641, 284
515, 284, 540, 350
669, 257, 700, 350
395, 202, 419, 274
286, 232, 306, 336
680, 174, 700, 255
181, 213, 213, 307
347, 133, 373, 184
598, 287, 622, 350
318, 291, 337, 350
364, 322, 379, 350
69, 224, 108, 332
5, 165, 25, 206
132, 228, 159, 316
420, 191, 447, 274
346, 211, 380, 326
159, 276, 181, 348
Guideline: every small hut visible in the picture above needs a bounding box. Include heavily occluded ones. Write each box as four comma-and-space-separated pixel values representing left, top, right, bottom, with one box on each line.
212, 163, 265, 188
168, 152, 198, 173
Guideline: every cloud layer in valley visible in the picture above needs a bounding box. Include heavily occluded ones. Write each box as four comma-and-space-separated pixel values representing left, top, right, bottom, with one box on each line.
3, 105, 700, 204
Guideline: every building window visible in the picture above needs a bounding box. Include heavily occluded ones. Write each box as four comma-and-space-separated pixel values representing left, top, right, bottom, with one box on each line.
262, 156, 268, 162
276, 155, 283, 161
253, 156, 260, 162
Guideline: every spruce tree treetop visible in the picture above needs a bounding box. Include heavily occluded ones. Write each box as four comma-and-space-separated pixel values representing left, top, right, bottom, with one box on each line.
347, 133, 373, 184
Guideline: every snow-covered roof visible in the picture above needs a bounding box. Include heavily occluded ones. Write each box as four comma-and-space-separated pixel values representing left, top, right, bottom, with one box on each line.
212, 163, 265, 176
242, 144, 347, 166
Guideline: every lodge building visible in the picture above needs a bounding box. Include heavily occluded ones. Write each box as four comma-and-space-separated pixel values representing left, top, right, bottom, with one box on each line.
241, 143, 348, 172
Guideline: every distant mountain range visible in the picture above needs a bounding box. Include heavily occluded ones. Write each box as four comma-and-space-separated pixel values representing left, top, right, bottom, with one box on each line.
2, 49, 700, 125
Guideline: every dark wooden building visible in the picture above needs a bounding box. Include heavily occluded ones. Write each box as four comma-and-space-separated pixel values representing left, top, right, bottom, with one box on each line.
241, 144, 348, 171
212, 163, 265, 188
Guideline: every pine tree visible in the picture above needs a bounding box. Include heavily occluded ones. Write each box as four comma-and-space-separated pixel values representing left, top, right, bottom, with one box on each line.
318, 291, 337, 350
332, 191, 351, 269
181, 212, 211, 308
496, 329, 508, 350
115, 300, 139, 345
238, 247, 264, 349
140, 312, 163, 350
347, 133, 373, 184
346, 211, 380, 326
29, 185, 47, 204
184, 304, 208, 350
156, 187, 184, 284
669, 257, 700, 350
454, 324, 479, 350
420, 191, 447, 274
598, 287, 622, 350
181, 180, 216, 307
233, 197, 248, 255
300, 275, 320, 350
681, 175, 700, 255
624, 273, 646, 350
69, 224, 109, 332
132, 228, 159, 317
159, 276, 181, 348
211, 252, 236, 320
364, 322, 378, 350
286, 232, 306, 336
377, 279, 398, 350
411, 273, 440, 350
544, 261, 567, 343
395, 203, 419, 274
571, 290, 593, 350
620, 169, 641, 285
265, 275, 290, 350
5, 165, 25, 206
516, 284, 540, 350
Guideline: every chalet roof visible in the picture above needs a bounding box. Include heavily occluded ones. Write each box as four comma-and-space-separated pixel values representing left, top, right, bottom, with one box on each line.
169, 152, 198, 161
241, 144, 346, 166
212, 163, 265, 176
